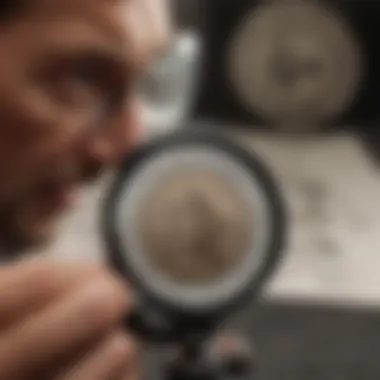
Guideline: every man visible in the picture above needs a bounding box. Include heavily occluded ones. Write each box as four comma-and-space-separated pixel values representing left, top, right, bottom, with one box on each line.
0, 0, 170, 378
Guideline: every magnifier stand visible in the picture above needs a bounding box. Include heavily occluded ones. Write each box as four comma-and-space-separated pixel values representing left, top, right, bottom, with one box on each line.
128, 297, 255, 380
164, 335, 254, 380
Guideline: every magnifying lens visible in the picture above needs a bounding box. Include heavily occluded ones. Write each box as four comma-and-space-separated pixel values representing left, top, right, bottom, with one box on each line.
102, 128, 286, 379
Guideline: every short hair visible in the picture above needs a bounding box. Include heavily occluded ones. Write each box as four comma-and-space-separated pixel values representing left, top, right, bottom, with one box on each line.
0, 1, 23, 20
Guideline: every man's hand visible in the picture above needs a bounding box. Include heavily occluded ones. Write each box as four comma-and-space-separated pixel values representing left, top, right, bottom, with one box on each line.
0, 259, 136, 380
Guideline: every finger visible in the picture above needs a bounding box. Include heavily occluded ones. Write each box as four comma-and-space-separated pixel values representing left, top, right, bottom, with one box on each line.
0, 274, 130, 379
56, 332, 135, 380
0, 259, 103, 329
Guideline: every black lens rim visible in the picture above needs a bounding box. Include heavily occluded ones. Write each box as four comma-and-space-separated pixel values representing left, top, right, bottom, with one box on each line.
102, 128, 287, 321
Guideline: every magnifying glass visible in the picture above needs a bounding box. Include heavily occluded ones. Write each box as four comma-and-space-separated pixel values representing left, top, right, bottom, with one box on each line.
102, 128, 286, 346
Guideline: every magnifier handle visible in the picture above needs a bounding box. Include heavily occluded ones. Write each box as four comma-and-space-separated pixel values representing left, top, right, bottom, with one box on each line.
165, 344, 254, 380
212, 334, 256, 379
126, 305, 177, 343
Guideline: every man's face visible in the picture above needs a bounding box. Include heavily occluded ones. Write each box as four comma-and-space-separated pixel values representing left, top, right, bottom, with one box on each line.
0, 0, 170, 249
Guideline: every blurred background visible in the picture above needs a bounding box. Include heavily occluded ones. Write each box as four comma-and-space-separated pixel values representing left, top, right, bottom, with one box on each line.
46, 0, 380, 378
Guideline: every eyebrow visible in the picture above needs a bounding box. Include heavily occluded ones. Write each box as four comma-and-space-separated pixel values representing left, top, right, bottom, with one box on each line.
42, 43, 133, 94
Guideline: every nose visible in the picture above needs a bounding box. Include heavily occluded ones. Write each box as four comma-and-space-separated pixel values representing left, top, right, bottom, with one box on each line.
78, 99, 141, 179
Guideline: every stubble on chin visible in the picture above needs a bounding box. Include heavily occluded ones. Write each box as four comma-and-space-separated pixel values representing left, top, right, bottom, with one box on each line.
0, 201, 63, 259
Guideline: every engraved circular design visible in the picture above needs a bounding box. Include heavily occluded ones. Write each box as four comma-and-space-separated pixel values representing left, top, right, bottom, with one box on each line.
227, 0, 363, 130
138, 169, 252, 285
114, 146, 272, 311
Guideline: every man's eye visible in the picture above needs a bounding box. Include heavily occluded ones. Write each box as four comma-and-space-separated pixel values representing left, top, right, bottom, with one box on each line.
69, 58, 103, 88
69, 58, 129, 111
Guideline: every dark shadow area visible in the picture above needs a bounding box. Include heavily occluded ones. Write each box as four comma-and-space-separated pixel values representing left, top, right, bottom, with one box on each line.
231, 300, 380, 380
